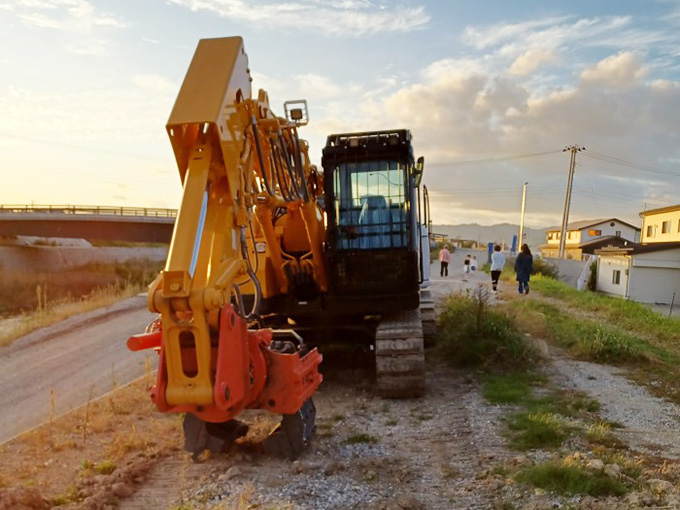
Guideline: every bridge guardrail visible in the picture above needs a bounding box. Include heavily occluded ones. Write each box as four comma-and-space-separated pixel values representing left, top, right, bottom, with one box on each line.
0, 205, 178, 218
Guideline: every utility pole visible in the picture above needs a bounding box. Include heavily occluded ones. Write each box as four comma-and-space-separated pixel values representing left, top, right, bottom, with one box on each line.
518, 182, 528, 252
558, 144, 585, 259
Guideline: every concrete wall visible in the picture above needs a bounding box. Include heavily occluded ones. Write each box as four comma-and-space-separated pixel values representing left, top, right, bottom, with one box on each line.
0, 246, 168, 273
542, 257, 589, 288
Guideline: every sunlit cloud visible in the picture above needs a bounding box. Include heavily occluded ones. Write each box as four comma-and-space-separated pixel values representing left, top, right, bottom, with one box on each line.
580, 51, 648, 88
13, 0, 128, 32
509, 49, 558, 75
167, 0, 430, 36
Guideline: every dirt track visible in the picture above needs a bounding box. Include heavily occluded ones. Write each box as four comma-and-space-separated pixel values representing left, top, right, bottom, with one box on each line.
0, 296, 156, 442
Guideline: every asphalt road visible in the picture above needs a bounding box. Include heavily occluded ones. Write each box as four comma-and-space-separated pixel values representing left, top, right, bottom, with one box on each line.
0, 296, 157, 443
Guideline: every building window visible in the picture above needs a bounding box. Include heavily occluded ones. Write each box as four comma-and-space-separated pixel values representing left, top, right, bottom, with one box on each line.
662, 221, 671, 234
615, 230, 621, 237
647, 225, 655, 238
612, 270, 621, 285
588, 229, 602, 236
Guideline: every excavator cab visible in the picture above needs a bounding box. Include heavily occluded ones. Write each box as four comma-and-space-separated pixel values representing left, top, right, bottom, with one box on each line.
322, 130, 422, 313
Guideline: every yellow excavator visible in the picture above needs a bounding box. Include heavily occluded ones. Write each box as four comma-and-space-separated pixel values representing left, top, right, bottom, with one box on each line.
128, 36, 433, 459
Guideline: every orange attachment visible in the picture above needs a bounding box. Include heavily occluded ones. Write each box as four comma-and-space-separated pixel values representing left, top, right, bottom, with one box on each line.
126, 330, 162, 351
255, 346, 323, 415
127, 305, 322, 423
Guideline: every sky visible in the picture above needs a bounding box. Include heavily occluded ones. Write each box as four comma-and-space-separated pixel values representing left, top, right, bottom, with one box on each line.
1, 1, 680, 229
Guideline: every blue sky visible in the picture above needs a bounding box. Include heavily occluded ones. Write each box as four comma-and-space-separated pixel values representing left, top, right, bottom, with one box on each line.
1, 0, 680, 228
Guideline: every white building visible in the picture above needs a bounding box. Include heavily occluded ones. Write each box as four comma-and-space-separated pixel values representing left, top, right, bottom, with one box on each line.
596, 242, 680, 304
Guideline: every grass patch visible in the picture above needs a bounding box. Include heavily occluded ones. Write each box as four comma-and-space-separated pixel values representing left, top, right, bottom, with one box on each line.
517, 461, 626, 497
508, 411, 571, 450
532, 275, 680, 346
436, 290, 537, 368
344, 433, 379, 445
511, 299, 670, 365
482, 373, 537, 404
92, 459, 116, 475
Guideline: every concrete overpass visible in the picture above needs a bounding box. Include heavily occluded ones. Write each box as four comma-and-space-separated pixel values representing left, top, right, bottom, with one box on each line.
0, 205, 176, 243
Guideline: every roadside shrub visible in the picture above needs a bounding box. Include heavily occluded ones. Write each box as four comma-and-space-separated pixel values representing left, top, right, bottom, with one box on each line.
587, 260, 598, 291
436, 288, 536, 367
532, 258, 559, 279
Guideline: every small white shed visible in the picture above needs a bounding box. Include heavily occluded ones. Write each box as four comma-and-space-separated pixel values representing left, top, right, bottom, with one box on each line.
596, 242, 680, 304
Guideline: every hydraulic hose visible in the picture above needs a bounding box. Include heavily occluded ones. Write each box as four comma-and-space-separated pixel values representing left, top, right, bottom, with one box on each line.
278, 131, 303, 200
239, 225, 262, 320
290, 130, 310, 202
251, 116, 274, 196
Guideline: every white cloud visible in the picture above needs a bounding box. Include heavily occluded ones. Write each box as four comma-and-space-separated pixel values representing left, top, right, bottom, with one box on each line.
509, 49, 557, 75
14, 0, 128, 33
580, 51, 648, 88
167, 0, 430, 36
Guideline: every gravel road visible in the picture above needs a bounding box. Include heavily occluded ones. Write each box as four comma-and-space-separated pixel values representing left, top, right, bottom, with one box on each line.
0, 296, 157, 442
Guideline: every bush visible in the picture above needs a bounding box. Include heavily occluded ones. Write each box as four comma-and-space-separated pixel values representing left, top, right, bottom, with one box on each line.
436, 289, 536, 367
532, 257, 559, 279
587, 260, 598, 291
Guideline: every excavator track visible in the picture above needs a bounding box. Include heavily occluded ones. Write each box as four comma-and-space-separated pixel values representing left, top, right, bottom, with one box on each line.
375, 309, 426, 398
419, 288, 436, 340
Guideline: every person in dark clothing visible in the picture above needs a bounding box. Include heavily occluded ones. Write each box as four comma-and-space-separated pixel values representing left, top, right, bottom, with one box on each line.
515, 244, 533, 295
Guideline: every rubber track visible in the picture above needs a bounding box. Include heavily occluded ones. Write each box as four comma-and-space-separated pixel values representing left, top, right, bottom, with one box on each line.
375, 309, 426, 398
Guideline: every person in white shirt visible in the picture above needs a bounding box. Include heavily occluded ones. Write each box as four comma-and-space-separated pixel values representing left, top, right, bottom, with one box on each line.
490, 245, 506, 294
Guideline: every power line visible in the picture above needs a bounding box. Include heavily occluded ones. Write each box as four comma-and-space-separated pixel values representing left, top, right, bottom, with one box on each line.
427, 150, 562, 167
583, 150, 680, 178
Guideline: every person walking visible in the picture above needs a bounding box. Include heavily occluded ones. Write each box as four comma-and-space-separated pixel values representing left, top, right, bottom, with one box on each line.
490, 244, 506, 295
471, 255, 478, 273
439, 244, 451, 277
515, 244, 533, 295
463, 254, 471, 274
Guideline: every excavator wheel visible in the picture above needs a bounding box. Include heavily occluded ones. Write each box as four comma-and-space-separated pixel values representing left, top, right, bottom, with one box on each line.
263, 398, 317, 460
183, 413, 249, 461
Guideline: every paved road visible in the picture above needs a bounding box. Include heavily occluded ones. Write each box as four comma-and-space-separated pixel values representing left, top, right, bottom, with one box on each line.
0, 296, 157, 442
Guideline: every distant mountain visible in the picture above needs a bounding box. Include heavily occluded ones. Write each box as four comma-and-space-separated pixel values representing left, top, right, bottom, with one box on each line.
431, 223, 546, 249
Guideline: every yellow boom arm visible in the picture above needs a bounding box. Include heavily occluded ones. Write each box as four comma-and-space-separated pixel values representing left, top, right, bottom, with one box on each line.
147, 37, 326, 407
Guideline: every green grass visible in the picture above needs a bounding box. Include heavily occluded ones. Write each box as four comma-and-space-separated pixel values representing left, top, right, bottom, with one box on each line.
511, 298, 674, 365
436, 293, 536, 368
507, 411, 571, 450
482, 373, 540, 404
517, 461, 626, 497
344, 433, 379, 445
92, 459, 116, 475
532, 275, 680, 346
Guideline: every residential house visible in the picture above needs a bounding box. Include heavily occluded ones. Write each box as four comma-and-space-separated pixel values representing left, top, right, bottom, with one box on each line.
540, 218, 639, 259
639, 204, 680, 243
595, 242, 680, 304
